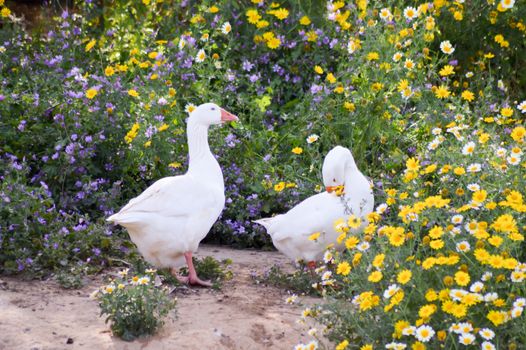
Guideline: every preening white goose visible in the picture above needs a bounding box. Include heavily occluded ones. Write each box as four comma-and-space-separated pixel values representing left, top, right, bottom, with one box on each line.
107, 103, 238, 286
254, 146, 374, 266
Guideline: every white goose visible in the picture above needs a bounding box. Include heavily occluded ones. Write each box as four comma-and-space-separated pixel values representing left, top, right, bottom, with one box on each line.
254, 146, 374, 266
107, 103, 238, 286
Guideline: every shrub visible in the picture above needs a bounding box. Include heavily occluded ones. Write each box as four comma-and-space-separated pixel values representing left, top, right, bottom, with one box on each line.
253, 264, 321, 296
1, 0, 438, 250
286, 1, 526, 349
0, 158, 127, 276
93, 269, 177, 341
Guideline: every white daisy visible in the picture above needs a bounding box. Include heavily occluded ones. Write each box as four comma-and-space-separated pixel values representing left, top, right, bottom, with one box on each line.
103, 284, 116, 294
403, 6, 419, 20
138, 276, 150, 285
450, 227, 461, 236
484, 292, 498, 302
510, 271, 524, 282
518, 100, 526, 113
440, 40, 455, 55
402, 326, 416, 336
323, 250, 333, 263
481, 271, 493, 281
481, 342, 496, 350
516, 263, 526, 272
306, 134, 319, 144
400, 87, 413, 100
478, 328, 495, 340
496, 147, 507, 157
467, 163, 482, 173
379, 8, 393, 21
469, 281, 484, 293
462, 141, 476, 155
513, 298, 526, 308
449, 323, 462, 333
385, 342, 407, 350
376, 203, 388, 214
510, 307, 523, 318
500, 0, 515, 9
467, 183, 480, 191
305, 340, 318, 350
321, 271, 332, 280
464, 221, 478, 234
178, 37, 186, 50
185, 103, 197, 114
347, 39, 360, 54
450, 289, 468, 301
383, 284, 400, 299
507, 155, 521, 165
456, 241, 471, 253
458, 333, 475, 345
451, 214, 464, 224
195, 49, 206, 63
415, 325, 435, 342
427, 138, 441, 150
392, 52, 403, 62
511, 147, 523, 156
357, 241, 370, 252
458, 322, 473, 334
221, 22, 232, 35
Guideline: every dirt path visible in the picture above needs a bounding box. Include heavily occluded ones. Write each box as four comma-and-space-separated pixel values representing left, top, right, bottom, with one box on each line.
0, 245, 318, 350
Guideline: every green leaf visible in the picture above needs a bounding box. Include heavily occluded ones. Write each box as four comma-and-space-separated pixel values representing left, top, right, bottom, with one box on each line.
254, 95, 272, 112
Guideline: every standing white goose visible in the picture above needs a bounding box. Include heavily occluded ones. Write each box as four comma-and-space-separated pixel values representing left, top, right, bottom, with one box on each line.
107, 103, 238, 286
254, 146, 374, 265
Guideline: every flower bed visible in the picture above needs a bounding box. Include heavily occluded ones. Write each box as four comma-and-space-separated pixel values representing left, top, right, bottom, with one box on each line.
1, 3, 525, 346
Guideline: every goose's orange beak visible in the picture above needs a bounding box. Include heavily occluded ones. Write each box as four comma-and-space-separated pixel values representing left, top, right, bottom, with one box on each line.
326, 186, 335, 193
220, 108, 238, 122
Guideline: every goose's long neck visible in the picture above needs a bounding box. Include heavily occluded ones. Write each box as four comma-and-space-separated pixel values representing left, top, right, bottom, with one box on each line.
186, 119, 224, 188
343, 156, 360, 198
187, 119, 211, 162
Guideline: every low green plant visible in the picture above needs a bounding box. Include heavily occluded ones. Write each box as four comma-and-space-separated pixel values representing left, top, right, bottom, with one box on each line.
94, 269, 176, 341
254, 264, 320, 296
0, 162, 125, 276
175, 256, 233, 289
55, 266, 85, 289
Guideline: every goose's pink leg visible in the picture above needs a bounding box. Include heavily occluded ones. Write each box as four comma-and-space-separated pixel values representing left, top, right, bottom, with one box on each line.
184, 252, 213, 287
307, 261, 317, 277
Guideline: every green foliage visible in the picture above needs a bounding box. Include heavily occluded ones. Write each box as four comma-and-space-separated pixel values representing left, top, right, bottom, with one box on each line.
0, 162, 126, 276
95, 270, 177, 341
254, 264, 320, 296
175, 256, 233, 289
55, 266, 85, 289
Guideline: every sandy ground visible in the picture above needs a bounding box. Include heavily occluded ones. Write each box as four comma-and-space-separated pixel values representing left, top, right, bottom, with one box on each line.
0, 245, 318, 350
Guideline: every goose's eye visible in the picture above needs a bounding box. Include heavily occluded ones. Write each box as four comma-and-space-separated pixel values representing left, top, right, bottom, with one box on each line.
211, 107, 216, 111
333, 178, 336, 182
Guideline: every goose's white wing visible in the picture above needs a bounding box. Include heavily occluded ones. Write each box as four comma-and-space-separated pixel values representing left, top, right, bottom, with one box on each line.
108, 175, 223, 224
260, 192, 344, 242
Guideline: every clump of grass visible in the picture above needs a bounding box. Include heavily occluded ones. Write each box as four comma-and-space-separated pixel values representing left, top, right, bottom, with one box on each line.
253, 263, 321, 296
156, 256, 233, 290
55, 267, 85, 289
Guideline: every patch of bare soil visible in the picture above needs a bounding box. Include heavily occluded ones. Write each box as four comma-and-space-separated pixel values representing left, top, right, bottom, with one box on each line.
0, 245, 318, 350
